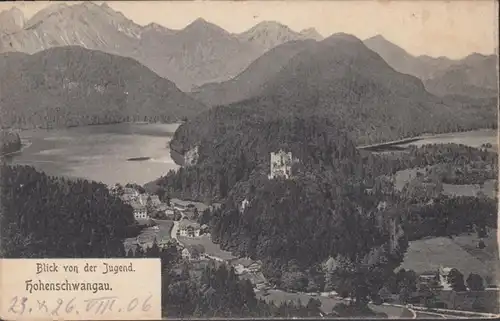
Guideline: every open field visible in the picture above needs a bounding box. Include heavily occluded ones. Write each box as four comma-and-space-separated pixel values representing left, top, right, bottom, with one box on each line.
394, 168, 497, 199
399, 230, 499, 283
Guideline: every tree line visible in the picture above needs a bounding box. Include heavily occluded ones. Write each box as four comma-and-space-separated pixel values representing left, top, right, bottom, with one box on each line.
0, 130, 21, 155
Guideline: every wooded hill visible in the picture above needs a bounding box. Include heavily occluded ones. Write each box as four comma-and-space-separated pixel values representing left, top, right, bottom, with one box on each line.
0, 164, 135, 258
0, 47, 207, 129
177, 34, 496, 151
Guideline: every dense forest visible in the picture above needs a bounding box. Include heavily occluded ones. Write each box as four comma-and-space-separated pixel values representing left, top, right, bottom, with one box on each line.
159, 114, 497, 203
156, 116, 411, 303
0, 130, 22, 155
155, 115, 498, 302
126, 241, 327, 318
0, 165, 135, 258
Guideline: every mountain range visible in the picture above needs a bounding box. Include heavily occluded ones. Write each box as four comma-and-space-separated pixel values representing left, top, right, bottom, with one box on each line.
4, 2, 494, 98
0, 46, 207, 129
0, 2, 323, 91
173, 33, 497, 151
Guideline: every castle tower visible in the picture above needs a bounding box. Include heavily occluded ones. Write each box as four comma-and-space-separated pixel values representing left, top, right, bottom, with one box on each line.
268, 150, 292, 179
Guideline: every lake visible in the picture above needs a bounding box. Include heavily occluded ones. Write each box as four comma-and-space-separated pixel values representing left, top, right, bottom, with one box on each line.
398, 129, 498, 150
360, 129, 498, 152
7, 123, 181, 186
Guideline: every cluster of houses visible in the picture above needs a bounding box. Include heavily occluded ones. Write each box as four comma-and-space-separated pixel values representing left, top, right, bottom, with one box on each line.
110, 185, 178, 221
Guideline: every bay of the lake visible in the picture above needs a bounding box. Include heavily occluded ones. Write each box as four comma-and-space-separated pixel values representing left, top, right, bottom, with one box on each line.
7, 123, 181, 186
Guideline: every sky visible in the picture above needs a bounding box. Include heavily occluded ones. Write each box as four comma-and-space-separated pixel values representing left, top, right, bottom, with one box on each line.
1, 0, 498, 59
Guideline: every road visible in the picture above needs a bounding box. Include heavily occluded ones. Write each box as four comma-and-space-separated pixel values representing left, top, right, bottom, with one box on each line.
170, 220, 179, 241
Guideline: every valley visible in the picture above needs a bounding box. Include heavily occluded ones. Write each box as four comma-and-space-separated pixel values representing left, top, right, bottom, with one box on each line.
0, 1, 498, 319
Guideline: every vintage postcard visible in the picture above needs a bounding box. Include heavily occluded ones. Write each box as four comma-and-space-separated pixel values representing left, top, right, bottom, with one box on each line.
0, 0, 498, 319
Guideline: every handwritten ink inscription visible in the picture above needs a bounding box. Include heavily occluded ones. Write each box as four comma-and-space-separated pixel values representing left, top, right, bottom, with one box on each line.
7, 295, 152, 317
1, 258, 160, 319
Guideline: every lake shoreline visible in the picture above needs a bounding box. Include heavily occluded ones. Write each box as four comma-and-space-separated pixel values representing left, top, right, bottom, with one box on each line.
8, 123, 181, 186
5, 121, 185, 134
358, 128, 497, 152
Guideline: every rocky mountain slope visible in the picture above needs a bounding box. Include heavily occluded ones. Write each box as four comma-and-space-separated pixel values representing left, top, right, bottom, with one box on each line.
0, 7, 25, 34
0, 46, 207, 129
191, 39, 317, 106
236, 21, 322, 52
0, 3, 321, 91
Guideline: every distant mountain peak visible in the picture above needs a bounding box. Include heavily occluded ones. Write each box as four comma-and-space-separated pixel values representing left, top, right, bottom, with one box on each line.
0, 6, 25, 33
238, 20, 321, 52
248, 20, 294, 32
299, 28, 323, 40
324, 33, 363, 45
143, 22, 173, 33
182, 17, 229, 35
366, 34, 387, 42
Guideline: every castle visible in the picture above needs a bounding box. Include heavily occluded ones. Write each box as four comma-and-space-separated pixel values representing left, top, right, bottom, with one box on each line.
268, 150, 293, 179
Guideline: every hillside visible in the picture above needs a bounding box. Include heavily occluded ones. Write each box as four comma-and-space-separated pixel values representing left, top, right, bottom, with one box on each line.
364, 35, 498, 99
139, 18, 262, 91
191, 39, 317, 106
400, 230, 499, 283
0, 46, 207, 129
0, 3, 260, 91
0, 164, 135, 258
424, 53, 498, 98
177, 33, 496, 153
363, 35, 456, 80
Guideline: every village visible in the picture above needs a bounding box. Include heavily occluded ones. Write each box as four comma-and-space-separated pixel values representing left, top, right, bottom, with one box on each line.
108, 182, 271, 292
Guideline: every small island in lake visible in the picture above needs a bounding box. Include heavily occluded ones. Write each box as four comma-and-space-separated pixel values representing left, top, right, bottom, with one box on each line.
127, 156, 151, 162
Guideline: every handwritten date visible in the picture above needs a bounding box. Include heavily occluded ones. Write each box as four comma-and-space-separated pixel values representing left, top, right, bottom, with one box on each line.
7, 295, 152, 316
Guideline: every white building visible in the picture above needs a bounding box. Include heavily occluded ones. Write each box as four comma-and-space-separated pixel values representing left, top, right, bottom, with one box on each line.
239, 198, 250, 213
177, 220, 201, 237
138, 194, 161, 206
184, 146, 199, 166
132, 203, 148, 220
268, 150, 293, 179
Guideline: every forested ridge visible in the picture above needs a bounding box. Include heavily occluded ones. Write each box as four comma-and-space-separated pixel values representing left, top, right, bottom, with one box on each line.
0, 47, 207, 129
0, 165, 135, 258
162, 115, 498, 203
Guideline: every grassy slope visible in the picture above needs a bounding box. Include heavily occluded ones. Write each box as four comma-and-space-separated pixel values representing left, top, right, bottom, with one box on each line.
399, 229, 499, 283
